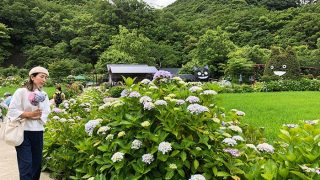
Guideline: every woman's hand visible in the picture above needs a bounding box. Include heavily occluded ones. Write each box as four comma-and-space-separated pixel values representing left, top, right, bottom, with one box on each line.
21, 109, 42, 119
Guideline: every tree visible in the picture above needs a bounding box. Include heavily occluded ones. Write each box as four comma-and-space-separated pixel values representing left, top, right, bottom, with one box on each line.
95, 49, 134, 73
190, 27, 236, 78
108, 26, 156, 65
0, 23, 12, 65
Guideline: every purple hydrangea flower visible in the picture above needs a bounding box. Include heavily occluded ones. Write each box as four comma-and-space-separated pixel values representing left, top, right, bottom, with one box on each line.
28, 90, 46, 106
187, 104, 209, 115
223, 148, 241, 157
153, 70, 172, 80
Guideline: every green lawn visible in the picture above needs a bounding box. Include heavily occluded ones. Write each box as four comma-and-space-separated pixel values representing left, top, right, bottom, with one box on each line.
217, 91, 320, 141
0, 86, 55, 99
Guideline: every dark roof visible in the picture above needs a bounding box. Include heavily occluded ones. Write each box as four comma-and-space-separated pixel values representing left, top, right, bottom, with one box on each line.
159, 68, 181, 75
107, 64, 158, 74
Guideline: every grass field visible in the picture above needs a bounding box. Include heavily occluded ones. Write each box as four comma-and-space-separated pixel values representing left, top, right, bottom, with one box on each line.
217, 91, 320, 141
0, 86, 55, 99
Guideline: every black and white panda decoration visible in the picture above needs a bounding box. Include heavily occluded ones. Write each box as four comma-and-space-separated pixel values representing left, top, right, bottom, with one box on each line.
193, 65, 210, 81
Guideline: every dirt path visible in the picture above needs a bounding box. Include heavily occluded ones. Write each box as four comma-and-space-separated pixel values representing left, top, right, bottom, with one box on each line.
0, 140, 51, 180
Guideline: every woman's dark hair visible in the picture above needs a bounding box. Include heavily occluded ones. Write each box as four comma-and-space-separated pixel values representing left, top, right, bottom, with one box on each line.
24, 73, 39, 91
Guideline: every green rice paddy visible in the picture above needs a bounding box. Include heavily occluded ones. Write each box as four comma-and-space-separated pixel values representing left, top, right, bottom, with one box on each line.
217, 91, 320, 141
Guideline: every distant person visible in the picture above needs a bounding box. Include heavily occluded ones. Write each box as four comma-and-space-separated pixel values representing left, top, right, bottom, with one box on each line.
53, 84, 65, 107
3, 92, 12, 107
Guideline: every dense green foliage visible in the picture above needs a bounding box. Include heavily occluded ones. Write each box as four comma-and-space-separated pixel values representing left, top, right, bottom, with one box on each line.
0, 0, 319, 79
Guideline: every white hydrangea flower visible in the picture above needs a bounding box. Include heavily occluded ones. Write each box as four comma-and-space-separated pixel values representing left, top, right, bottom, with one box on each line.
304, 120, 318, 125
139, 96, 152, 103
257, 143, 275, 153
246, 144, 257, 150
187, 104, 209, 115
189, 86, 203, 92
172, 76, 182, 81
141, 79, 151, 84
300, 165, 316, 173
228, 125, 243, 133
111, 152, 124, 162
128, 91, 141, 98
231, 109, 245, 116
176, 99, 185, 105
131, 139, 142, 150
68, 118, 75, 123
283, 124, 298, 128
52, 116, 60, 120
97, 126, 111, 134
59, 117, 66, 122
169, 163, 177, 169
201, 90, 217, 95
141, 121, 151, 127
232, 135, 244, 141
186, 96, 200, 103
105, 134, 114, 141
142, 153, 154, 164
158, 141, 172, 154
168, 93, 176, 98
118, 131, 126, 138
189, 174, 206, 180
154, 100, 167, 106
120, 89, 129, 97
222, 138, 237, 146
143, 102, 155, 110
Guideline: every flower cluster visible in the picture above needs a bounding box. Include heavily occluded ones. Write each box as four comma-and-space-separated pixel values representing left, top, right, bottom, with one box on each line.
111, 152, 124, 162
186, 96, 200, 103
143, 102, 155, 110
131, 139, 142, 150
139, 96, 152, 103
85, 119, 101, 136
154, 100, 167, 106
153, 70, 172, 80
142, 153, 154, 164
158, 141, 172, 154
223, 148, 241, 157
141, 121, 151, 127
300, 165, 320, 174
189, 174, 206, 180
97, 126, 111, 134
189, 86, 203, 92
128, 91, 141, 98
222, 138, 237, 146
201, 90, 217, 95
283, 124, 298, 128
28, 90, 46, 106
176, 99, 185, 105
141, 79, 151, 84
187, 104, 209, 115
257, 143, 274, 153
228, 125, 243, 133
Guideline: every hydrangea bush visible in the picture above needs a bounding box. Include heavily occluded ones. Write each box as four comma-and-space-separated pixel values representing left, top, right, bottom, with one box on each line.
43, 72, 320, 179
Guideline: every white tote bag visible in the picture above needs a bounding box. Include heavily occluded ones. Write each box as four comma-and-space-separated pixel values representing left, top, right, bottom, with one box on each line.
2, 117, 25, 146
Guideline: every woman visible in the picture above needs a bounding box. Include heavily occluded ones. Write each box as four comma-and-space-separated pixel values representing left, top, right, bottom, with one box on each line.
7, 66, 51, 180
53, 84, 65, 107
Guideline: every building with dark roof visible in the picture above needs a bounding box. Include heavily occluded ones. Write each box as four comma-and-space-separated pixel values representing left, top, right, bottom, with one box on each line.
107, 64, 158, 85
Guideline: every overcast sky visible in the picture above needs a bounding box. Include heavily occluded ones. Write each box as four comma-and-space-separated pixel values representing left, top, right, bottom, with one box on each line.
143, 0, 177, 8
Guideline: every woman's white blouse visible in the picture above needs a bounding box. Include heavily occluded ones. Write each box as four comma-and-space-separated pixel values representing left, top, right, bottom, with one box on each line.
7, 88, 51, 131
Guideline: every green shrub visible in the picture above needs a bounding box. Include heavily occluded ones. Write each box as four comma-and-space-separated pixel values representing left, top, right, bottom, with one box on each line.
108, 86, 125, 98
264, 46, 300, 80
